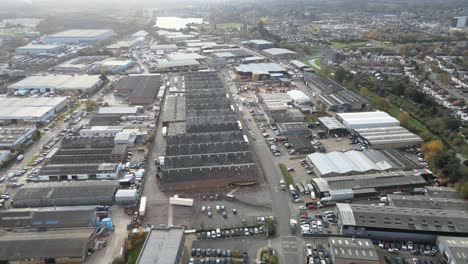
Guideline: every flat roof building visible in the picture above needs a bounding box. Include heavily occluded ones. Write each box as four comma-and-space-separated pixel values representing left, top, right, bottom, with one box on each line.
244, 39, 274, 50
0, 97, 67, 124
98, 106, 141, 115
114, 75, 161, 105
290, 60, 310, 71
0, 126, 36, 150
137, 227, 185, 264
437, 236, 468, 264
425, 187, 460, 199
16, 43, 65, 56
42, 29, 115, 44
166, 53, 205, 61
8, 74, 102, 93
318, 116, 348, 136
286, 134, 314, 154
11, 181, 118, 208
38, 163, 119, 181
106, 38, 141, 51
328, 237, 379, 264
337, 111, 400, 129
262, 48, 297, 59
387, 194, 468, 210
0, 228, 96, 263
287, 90, 311, 105
336, 203, 468, 241
277, 122, 309, 135
235, 63, 287, 79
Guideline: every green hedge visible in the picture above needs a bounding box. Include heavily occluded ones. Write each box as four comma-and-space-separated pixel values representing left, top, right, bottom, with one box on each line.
279, 163, 294, 186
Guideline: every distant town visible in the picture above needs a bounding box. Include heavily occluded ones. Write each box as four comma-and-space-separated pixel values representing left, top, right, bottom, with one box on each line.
0, 0, 467, 264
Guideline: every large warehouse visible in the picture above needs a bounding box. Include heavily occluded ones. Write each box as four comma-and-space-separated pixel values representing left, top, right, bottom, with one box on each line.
113, 75, 161, 105
243, 39, 275, 50
11, 181, 118, 208
437, 236, 468, 264
336, 203, 468, 241
137, 227, 185, 264
160, 72, 258, 191
307, 149, 417, 177
287, 90, 311, 105
8, 74, 102, 93
0, 126, 36, 150
312, 171, 427, 198
328, 237, 379, 264
0, 97, 67, 124
16, 43, 65, 56
387, 194, 468, 211
235, 63, 287, 79
336, 111, 400, 129
352, 126, 423, 149
0, 228, 96, 263
42, 29, 115, 44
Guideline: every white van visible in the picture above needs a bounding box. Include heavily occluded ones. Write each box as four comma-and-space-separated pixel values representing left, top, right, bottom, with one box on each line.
16, 155, 24, 161
280, 180, 286, 190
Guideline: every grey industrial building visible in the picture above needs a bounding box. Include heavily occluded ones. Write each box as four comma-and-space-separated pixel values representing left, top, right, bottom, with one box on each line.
42, 29, 115, 44
425, 186, 460, 199
352, 126, 423, 149
243, 39, 274, 50
235, 63, 287, 79
261, 48, 297, 59
114, 75, 161, 105
307, 149, 417, 177
0, 228, 97, 263
437, 236, 468, 264
37, 163, 119, 181
328, 237, 380, 264
318, 116, 348, 136
11, 181, 118, 208
304, 72, 370, 112
290, 60, 311, 71
161, 72, 258, 191
277, 122, 309, 135
0, 126, 36, 150
0, 206, 98, 230
137, 227, 185, 264
15, 43, 65, 56
336, 203, 468, 241
312, 171, 427, 198
0, 97, 67, 124
286, 135, 314, 154
387, 194, 468, 211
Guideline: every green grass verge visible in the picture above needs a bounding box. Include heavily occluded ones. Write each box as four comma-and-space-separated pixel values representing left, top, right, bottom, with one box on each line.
218, 23, 243, 29
279, 163, 294, 186
331, 41, 368, 49
126, 243, 144, 264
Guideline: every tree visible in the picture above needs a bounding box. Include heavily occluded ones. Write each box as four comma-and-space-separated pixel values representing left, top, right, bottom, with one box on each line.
421, 139, 444, 165
444, 117, 461, 130
264, 217, 277, 238
112, 257, 125, 264
376, 97, 390, 112
99, 72, 108, 82
84, 100, 97, 111
320, 66, 329, 78
399, 111, 410, 127
334, 67, 346, 84
359, 87, 368, 97
457, 181, 468, 199
251, 73, 259, 82
434, 151, 461, 181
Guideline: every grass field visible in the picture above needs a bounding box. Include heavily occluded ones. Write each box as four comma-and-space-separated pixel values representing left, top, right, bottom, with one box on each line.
218, 23, 243, 29
279, 163, 294, 186
331, 41, 368, 49
127, 244, 144, 264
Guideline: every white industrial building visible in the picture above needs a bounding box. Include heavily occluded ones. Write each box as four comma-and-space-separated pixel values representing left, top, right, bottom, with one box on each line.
8, 74, 102, 93
336, 111, 400, 129
42, 29, 115, 44
15, 44, 65, 56
79, 126, 125, 137
38, 163, 119, 181
0, 97, 67, 124
287, 90, 311, 105
98, 106, 141, 115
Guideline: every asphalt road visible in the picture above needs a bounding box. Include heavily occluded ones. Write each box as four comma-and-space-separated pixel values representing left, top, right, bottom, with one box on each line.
221, 70, 302, 264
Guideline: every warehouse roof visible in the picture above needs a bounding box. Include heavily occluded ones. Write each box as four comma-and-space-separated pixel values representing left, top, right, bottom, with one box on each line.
313, 171, 426, 193
166, 53, 205, 61
151, 44, 178, 50
425, 187, 460, 199
114, 75, 161, 99
337, 111, 399, 129
0, 228, 95, 261
161, 95, 186, 123
235, 63, 286, 74
157, 59, 199, 68
290, 60, 309, 69
46, 29, 114, 38
257, 93, 292, 103
98, 106, 140, 115
277, 122, 309, 132
0, 127, 35, 144
287, 135, 313, 150
57, 75, 101, 90
318, 116, 346, 130
336, 203, 468, 234
329, 237, 379, 261
185, 41, 217, 47
16, 44, 64, 50
262, 48, 296, 56
248, 39, 273, 45
137, 227, 185, 264
0, 206, 96, 229
39, 163, 118, 176
388, 194, 468, 210
107, 38, 141, 49
12, 181, 117, 201
354, 126, 423, 147
0, 97, 67, 120
437, 236, 468, 264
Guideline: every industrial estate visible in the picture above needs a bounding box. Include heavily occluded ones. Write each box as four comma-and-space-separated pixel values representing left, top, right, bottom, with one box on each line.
0, 1, 467, 264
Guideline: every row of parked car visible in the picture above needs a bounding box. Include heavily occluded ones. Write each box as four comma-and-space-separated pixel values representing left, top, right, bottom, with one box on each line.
299, 211, 334, 235
378, 240, 438, 256
306, 243, 332, 264
197, 226, 264, 240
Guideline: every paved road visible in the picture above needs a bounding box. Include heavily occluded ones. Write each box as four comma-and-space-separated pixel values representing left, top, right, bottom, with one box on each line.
221, 70, 301, 264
